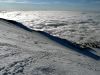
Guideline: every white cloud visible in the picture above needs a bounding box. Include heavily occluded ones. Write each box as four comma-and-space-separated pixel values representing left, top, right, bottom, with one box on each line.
0, 0, 16, 2
2, 0, 100, 5
0, 0, 56, 4
0, 0, 30, 3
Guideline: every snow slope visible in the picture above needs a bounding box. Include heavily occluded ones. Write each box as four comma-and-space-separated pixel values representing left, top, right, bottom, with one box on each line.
0, 18, 100, 75
0, 11, 100, 48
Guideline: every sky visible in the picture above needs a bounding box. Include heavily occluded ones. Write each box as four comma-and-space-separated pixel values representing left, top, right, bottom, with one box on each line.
0, 0, 100, 11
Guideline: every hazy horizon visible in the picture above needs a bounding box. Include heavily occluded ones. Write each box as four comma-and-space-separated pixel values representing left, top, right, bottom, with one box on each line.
0, 0, 100, 11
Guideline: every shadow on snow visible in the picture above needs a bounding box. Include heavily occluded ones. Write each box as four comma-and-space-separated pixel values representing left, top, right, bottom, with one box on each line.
0, 18, 100, 60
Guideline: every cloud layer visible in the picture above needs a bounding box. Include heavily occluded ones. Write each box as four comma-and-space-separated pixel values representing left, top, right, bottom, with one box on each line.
0, 0, 100, 4
0, 0, 100, 11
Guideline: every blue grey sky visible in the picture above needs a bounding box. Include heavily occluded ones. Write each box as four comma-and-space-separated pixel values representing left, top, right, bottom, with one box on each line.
0, 0, 100, 11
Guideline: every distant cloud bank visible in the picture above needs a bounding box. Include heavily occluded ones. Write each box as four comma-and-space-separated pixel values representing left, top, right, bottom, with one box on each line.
0, 0, 100, 11
0, 0, 100, 4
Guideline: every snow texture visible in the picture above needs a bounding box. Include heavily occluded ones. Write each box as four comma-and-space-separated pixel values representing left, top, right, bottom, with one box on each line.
0, 11, 100, 47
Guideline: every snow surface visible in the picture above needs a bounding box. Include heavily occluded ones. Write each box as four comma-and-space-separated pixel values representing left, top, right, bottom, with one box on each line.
0, 18, 100, 75
0, 11, 100, 47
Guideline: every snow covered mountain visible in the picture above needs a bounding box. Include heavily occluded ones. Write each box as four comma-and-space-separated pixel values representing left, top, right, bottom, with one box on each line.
0, 18, 100, 75
0, 11, 100, 48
